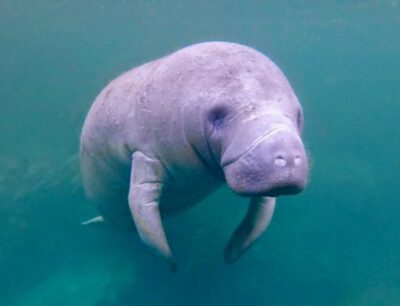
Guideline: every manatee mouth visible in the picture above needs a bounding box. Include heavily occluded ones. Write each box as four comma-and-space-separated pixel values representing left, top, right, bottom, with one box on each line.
264, 183, 304, 197
221, 126, 289, 168
226, 168, 307, 198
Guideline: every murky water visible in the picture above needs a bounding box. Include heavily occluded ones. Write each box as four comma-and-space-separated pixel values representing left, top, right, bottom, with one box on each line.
1, 1, 399, 305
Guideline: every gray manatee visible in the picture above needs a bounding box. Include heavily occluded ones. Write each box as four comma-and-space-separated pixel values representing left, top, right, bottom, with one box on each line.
80, 42, 308, 270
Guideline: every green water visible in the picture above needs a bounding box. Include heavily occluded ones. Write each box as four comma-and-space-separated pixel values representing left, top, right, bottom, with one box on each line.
1, 1, 399, 305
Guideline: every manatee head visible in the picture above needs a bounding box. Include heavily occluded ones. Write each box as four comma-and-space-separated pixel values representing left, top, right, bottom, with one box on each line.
206, 96, 308, 197
178, 42, 309, 197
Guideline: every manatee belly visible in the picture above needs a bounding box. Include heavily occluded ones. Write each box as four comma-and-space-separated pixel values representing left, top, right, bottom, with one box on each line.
81, 141, 220, 225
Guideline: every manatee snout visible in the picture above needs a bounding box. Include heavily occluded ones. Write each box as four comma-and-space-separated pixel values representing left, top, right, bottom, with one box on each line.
223, 128, 308, 197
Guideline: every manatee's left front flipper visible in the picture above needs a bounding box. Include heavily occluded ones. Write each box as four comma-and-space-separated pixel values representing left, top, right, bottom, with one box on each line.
224, 196, 276, 263
128, 152, 176, 271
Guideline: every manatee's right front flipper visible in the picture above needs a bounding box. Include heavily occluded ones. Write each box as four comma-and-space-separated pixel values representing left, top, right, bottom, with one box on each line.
224, 196, 276, 263
128, 152, 176, 271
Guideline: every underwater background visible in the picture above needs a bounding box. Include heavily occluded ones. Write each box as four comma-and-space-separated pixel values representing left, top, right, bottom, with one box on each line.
1, 1, 399, 305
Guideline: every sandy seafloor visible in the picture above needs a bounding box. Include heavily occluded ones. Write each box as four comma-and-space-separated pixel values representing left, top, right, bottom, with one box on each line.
1, 1, 400, 305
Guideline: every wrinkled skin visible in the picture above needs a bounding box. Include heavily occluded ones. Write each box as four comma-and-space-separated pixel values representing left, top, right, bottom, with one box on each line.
80, 42, 309, 270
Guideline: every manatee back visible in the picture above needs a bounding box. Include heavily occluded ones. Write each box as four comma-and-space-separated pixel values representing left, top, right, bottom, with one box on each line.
80, 59, 162, 161
79, 59, 162, 218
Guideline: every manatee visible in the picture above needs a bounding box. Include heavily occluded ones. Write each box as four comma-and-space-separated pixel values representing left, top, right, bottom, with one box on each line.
80, 42, 309, 270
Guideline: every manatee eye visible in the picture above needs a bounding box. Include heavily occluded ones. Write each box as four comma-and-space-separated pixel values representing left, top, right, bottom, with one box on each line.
296, 108, 303, 132
208, 106, 229, 128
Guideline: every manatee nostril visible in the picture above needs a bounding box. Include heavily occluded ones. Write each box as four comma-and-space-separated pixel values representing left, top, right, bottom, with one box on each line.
274, 155, 287, 167
294, 155, 302, 166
